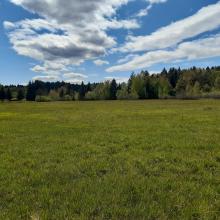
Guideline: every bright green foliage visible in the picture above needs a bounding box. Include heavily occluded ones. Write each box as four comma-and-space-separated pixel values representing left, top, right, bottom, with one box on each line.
86, 81, 111, 100
35, 95, 52, 102
2, 66, 220, 102
158, 76, 172, 98
214, 77, 220, 90
131, 73, 149, 99
0, 100, 220, 219
116, 83, 138, 100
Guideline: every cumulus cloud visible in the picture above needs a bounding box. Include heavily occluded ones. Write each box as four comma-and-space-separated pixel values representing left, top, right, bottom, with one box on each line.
94, 59, 110, 66
119, 1, 220, 52
117, 54, 139, 64
136, 0, 167, 17
5, 0, 220, 80
107, 34, 220, 72
33, 75, 60, 82
5, 0, 138, 80
136, 7, 151, 17
63, 72, 88, 84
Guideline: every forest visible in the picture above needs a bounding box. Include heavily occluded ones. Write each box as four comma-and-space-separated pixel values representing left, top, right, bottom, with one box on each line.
1, 66, 220, 102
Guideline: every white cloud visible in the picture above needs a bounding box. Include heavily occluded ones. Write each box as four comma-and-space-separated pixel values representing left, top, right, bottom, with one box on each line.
107, 34, 220, 72
147, 0, 167, 4
33, 75, 60, 82
136, 0, 166, 17
63, 72, 88, 84
136, 7, 150, 17
63, 72, 88, 79
118, 1, 220, 52
3, 21, 15, 29
117, 54, 139, 64
6, 0, 138, 77
94, 59, 110, 66
31, 61, 67, 74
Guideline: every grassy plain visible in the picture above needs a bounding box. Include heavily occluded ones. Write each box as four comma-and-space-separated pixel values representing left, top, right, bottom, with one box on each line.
0, 100, 220, 219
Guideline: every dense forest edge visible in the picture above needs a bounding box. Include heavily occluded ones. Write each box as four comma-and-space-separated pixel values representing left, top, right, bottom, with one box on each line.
1, 66, 220, 102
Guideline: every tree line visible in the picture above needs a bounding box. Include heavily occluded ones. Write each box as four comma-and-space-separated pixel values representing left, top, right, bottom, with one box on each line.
1, 66, 220, 102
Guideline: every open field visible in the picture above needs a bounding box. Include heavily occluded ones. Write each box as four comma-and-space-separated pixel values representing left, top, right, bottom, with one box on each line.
0, 100, 220, 219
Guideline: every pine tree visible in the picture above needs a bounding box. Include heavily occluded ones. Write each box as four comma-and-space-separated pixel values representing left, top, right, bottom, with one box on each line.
79, 82, 86, 100
128, 72, 135, 94
110, 79, 117, 100
26, 82, 37, 101
0, 86, 5, 101
59, 89, 64, 99
17, 89, 25, 101
66, 84, 71, 95
6, 88, 12, 101
86, 82, 92, 92
161, 68, 168, 76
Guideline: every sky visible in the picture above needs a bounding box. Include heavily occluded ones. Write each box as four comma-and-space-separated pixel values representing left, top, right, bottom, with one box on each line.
0, 0, 220, 85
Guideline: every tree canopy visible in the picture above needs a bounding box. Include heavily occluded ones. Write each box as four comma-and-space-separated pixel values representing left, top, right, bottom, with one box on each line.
1, 66, 220, 102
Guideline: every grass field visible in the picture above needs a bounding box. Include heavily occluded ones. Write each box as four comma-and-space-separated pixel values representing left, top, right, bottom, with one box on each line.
0, 100, 220, 219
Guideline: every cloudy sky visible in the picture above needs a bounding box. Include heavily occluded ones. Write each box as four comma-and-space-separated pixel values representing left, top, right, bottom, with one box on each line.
1, 0, 220, 84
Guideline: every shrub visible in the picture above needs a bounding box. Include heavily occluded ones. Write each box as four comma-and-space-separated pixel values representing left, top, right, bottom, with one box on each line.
63, 95, 72, 101
85, 91, 96, 100
49, 90, 59, 101
35, 96, 51, 102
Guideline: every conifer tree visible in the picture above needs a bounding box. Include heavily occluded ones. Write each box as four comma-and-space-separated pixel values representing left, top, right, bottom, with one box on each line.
110, 79, 117, 100
26, 82, 37, 101
0, 86, 5, 101
79, 82, 86, 100
17, 89, 25, 101
6, 88, 12, 101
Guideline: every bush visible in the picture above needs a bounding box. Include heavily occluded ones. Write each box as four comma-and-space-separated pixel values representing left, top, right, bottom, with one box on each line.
202, 91, 220, 99
49, 90, 59, 101
117, 89, 138, 100
35, 96, 51, 102
74, 92, 80, 101
63, 95, 72, 101
85, 91, 96, 100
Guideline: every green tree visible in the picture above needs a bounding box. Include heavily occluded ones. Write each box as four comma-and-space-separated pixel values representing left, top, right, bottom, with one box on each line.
192, 81, 201, 96
158, 77, 172, 98
66, 84, 71, 96
176, 77, 187, 97
116, 84, 129, 100
6, 88, 12, 101
17, 89, 25, 101
116, 83, 138, 100
110, 79, 117, 100
128, 72, 135, 94
214, 77, 220, 90
87, 82, 111, 100
86, 82, 92, 92
167, 68, 181, 88
26, 82, 37, 101
59, 88, 65, 99
131, 74, 147, 99
79, 82, 86, 100
0, 86, 5, 101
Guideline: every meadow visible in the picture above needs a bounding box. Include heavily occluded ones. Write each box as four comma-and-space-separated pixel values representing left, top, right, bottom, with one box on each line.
0, 100, 220, 220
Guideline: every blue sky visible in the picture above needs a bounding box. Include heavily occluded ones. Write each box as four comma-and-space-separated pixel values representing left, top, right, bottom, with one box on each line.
1, 0, 220, 85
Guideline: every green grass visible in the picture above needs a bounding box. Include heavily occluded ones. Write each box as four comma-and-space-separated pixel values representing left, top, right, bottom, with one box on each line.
0, 100, 220, 220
